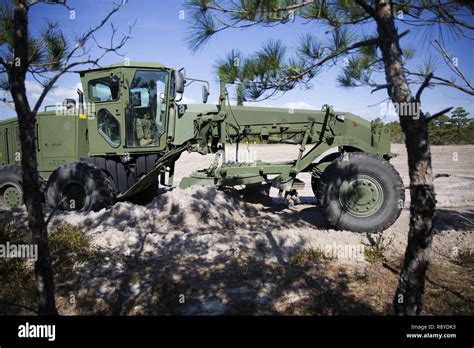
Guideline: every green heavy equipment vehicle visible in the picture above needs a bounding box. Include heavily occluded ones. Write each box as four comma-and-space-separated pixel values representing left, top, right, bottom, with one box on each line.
0, 61, 404, 232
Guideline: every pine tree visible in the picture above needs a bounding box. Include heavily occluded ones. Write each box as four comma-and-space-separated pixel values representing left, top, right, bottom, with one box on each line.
186, 0, 474, 315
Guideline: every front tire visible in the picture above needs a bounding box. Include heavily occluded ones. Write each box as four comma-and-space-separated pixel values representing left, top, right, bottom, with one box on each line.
319, 153, 404, 233
45, 161, 115, 212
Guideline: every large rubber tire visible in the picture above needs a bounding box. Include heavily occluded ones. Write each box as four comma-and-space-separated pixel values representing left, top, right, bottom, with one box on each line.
0, 165, 24, 208
311, 153, 340, 201
46, 161, 115, 212
311, 175, 320, 201
319, 153, 405, 233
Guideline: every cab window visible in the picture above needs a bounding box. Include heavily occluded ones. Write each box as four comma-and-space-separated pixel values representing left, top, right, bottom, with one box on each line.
97, 109, 120, 147
89, 77, 120, 102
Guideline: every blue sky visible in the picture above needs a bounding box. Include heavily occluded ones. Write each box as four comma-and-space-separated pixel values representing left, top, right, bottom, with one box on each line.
0, 0, 473, 121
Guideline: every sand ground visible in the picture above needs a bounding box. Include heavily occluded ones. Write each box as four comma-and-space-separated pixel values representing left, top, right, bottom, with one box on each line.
3, 144, 473, 315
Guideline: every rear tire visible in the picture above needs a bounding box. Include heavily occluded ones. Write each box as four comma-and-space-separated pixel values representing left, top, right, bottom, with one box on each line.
319, 153, 404, 233
46, 161, 115, 212
0, 165, 24, 208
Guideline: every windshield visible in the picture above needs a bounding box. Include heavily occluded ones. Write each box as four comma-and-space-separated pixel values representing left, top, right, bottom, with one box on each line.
126, 70, 169, 147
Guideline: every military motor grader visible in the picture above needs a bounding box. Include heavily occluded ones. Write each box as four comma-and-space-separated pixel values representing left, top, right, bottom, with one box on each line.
0, 61, 404, 232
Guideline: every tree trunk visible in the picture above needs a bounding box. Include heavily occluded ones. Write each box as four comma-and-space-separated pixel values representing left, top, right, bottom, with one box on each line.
373, 1, 437, 315
10, 0, 57, 315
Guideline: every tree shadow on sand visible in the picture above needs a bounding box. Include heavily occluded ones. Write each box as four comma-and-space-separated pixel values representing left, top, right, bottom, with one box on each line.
53, 225, 378, 315
46, 188, 380, 315
433, 208, 474, 233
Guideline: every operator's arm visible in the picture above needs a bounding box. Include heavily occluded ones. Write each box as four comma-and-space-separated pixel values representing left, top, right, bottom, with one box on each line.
140, 138, 153, 146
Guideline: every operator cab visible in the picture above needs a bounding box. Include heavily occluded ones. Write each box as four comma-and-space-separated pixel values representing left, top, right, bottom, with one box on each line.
78, 61, 175, 153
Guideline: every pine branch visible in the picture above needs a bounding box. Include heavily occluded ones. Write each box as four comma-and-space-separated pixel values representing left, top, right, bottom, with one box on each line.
408, 71, 474, 96
426, 107, 453, 123
415, 73, 433, 103
286, 36, 379, 84
433, 39, 473, 91
370, 83, 392, 94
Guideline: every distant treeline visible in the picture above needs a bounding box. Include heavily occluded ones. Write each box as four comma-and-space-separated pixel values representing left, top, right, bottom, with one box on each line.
372, 107, 474, 145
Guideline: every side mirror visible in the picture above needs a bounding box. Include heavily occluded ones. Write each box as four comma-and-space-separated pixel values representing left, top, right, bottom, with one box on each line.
174, 70, 185, 94
202, 85, 210, 104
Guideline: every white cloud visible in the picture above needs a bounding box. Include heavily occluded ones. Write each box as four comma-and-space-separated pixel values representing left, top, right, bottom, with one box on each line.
282, 101, 314, 110
26, 80, 82, 109
181, 95, 196, 104
25, 80, 44, 94
48, 82, 82, 100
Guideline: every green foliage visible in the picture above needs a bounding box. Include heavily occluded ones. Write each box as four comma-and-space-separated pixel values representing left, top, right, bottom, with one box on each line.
373, 107, 473, 145
403, 46, 416, 60
363, 234, 394, 263
290, 247, 334, 267
194, 0, 473, 105
451, 106, 470, 127
186, 11, 217, 52
0, 225, 36, 314
0, 222, 92, 314
417, 54, 439, 76
332, 27, 355, 52
338, 53, 374, 87
370, 117, 385, 135
301, 0, 365, 25
428, 107, 473, 144
0, 3, 67, 77
200, 0, 378, 101
48, 222, 91, 272
298, 33, 323, 60
216, 49, 242, 84
215, 39, 303, 101
301, 0, 332, 21
385, 121, 405, 143
0, 4, 14, 52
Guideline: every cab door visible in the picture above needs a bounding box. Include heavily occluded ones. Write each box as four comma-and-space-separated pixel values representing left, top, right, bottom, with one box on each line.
123, 68, 171, 151
83, 69, 124, 155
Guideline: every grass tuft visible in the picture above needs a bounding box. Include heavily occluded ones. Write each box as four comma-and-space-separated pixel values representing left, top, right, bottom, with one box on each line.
290, 247, 334, 267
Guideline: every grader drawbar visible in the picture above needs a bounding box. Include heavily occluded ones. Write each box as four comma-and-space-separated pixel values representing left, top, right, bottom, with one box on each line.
0, 61, 404, 232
